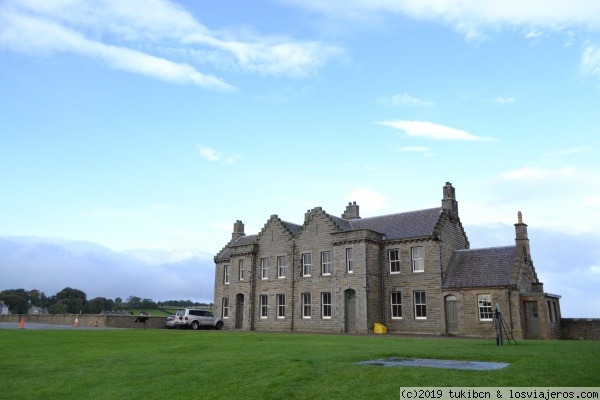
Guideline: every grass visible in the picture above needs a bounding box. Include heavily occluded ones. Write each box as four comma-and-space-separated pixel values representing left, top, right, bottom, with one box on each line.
1, 330, 598, 400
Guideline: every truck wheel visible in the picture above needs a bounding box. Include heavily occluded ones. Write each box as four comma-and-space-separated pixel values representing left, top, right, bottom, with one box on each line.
191, 321, 200, 330
215, 321, 223, 330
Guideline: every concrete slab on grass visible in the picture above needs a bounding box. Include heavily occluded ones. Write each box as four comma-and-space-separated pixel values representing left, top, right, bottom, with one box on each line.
355, 357, 509, 371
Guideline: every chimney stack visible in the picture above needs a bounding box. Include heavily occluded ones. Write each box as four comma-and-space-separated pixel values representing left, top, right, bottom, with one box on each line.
342, 201, 360, 220
514, 211, 531, 261
232, 220, 245, 242
442, 182, 459, 221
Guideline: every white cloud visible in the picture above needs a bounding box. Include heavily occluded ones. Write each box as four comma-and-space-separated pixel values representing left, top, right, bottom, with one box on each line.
543, 147, 588, 157
0, 0, 337, 88
197, 146, 221, 161
380, 93, 435, 107
379, 120, 495, 141
581, 42, 600, 78
197, 145, 242, 165
282, 0, 600, 40
460, 165, 600, 236
346, 188, 387, 213
525, 29, 544, 39
185, 34, 339, 78
494, 96, 515, 105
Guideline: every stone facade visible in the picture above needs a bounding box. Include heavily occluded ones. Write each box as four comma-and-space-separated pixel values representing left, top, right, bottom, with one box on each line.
214, 182, 561, 339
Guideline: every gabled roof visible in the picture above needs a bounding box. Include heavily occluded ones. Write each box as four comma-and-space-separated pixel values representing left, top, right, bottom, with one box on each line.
216, 206, 449, 260
216, 234, 258, 261
349, 207, 443, 240
442, 246, 516, 288
233, 234, 258, 247
282, 221, 302, 235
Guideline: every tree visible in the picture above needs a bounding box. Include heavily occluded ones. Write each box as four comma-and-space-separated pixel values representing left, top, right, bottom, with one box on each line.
140, 298, 156, 309
0, 289, 29, 314
48, 302, 69, 314
125, 296, 141, 308
56, 287, 87, 314
84, 297, 113, 314
114, 297, 123, 310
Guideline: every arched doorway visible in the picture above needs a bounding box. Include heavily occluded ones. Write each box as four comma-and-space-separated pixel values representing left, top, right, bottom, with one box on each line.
235, 293, 244, 329
344, 289, 356, 332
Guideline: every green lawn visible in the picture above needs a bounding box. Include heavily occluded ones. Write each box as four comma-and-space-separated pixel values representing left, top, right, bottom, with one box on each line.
1, 330, 598, 400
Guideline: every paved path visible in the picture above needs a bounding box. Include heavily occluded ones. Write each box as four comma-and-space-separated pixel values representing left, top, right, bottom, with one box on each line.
0, 322, 125, 330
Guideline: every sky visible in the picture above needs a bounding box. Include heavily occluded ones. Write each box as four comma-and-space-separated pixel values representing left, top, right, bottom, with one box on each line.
1, 0, 599, 316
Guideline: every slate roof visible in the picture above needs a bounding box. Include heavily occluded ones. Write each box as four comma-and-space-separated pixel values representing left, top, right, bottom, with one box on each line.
233, 234, 258, 246
282, 221, 302, 235
442, 246, 516, 288
216, 234, 258, 260
349, 207, 443, 240
217, 206, 446, 260
329, 215, 354, 232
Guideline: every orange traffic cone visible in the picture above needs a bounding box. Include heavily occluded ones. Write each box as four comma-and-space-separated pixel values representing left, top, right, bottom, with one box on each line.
74, 317, 79, 327
19, 316, 25, 329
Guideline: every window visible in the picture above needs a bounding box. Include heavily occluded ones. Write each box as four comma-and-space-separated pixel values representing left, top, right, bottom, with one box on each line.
261, 258, 269, 280
223, 265, 230, 284
302, 253, 312, 277
478, 294, 493, 321
414, 291, 427, 319
222, 297, 229, 319
548, 300, 559, 323
238, 259, 244, 281
346, 248, 354, 273
412, 246, 424, 273
259, 294, 268, 319
391, 292, 403, 319
276, 294, 285, 318
321, 292, 332, 319
389, 249, 400, 273
302, 293, 312, 318
321, 251, 332, 275
277, 256, 286, 279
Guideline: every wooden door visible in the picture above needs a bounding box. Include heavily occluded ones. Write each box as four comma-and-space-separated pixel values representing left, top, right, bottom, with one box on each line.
445, 296, 458, 334
524, 301, 539, 336
235, 294, 244, 329
344, 289, 356, 332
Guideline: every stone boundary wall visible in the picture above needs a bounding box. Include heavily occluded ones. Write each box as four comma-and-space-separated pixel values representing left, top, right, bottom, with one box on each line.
0, 314, 166, 329
561, 318, 600, 340
3, 314, 600, 338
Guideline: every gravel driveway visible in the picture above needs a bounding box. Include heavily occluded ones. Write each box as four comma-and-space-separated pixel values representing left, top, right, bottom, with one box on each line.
0, 322, 125, 330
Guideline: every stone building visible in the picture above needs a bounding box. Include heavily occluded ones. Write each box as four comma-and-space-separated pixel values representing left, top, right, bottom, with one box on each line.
214, 182, 561, 339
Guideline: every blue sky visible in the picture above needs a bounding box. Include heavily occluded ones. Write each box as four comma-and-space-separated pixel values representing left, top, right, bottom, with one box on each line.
1, 0, 599, 316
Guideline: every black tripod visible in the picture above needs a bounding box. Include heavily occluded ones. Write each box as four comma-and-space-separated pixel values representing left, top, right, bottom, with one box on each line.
490, 305, 517, 346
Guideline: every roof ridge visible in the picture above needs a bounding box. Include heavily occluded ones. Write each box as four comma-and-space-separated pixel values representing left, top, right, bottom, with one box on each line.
354, 206, 442, 221
455, 245, 515, 252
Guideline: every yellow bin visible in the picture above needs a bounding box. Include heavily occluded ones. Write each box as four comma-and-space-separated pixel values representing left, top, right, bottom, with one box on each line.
374, 323, 387, 334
